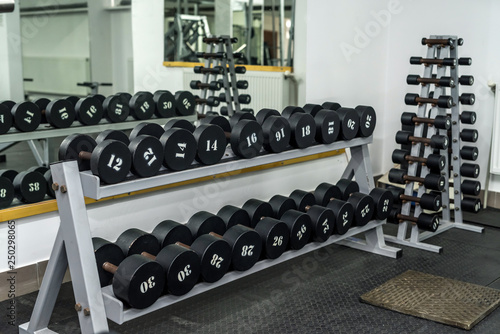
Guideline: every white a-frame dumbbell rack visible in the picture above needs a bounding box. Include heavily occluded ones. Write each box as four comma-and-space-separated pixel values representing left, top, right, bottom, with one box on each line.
20, 136, 400, 333
384, 35, 483, 253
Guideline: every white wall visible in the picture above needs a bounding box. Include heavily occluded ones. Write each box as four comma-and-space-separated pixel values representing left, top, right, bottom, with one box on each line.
295, 0, 500, 191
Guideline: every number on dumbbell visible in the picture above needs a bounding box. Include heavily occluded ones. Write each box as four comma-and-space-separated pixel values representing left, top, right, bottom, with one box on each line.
59, 107, 69, 120
328, 121, 335, 135
241, 245, 254, 256
273, 235, 283, 246
361, 204, 370, 217
24, 111, 35, 124
322, 219, 330, 234
87, 105, 98, 119
365, 115, 372, 129
177, 264, 192, 282
207, 140, 218, 151
347, 119, 356, 130
246, 133, 258, 147
176, 142, 187, 158
140, 276, 156, 293
210, 254, 224, 268
107, 154, 123, 171
183, 98, 191, 110
297, 224, 307, 240
301, 125, 311, 137
140, 101, 150, 114
382, 199, 389, 213
143, 148, 158, 166
29, 182, 39, 192
342, 211, 349, 226
276, 128, 286, 141
0, 189, 6, 197
164, 101, 172, 110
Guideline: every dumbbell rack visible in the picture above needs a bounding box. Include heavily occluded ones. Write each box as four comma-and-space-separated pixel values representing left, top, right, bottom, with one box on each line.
196, 35, 244, 116
19, 136, 401, 334
384, 35, 483, 253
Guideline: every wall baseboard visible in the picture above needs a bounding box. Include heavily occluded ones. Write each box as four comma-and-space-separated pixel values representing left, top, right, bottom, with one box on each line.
0, 260, 71, 302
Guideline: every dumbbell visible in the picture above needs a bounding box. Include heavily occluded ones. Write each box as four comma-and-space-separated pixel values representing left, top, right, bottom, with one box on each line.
65, 96, 80, 107
141, 242, 201, 296
195, 51, 227, 59
458, 57, 472, 66
458, 146, 479, 161
218, 79, 249, 90
409, 57, 457, 66
194, 95, 220, 107
220, 106, 254, 116
456, 180, 481, 196
164, 119, 225, 165
301, 104, 341, 143
207, 224, 262, 271
421, 37, 453, 46
152, 90, 176, 118
75, 96, 104, 125
447, 111, 476, 125
405, 93, 453, 108
1, 100, 41, 132
254, 109, 291, 153
335, 179, 377, 226
217, 205, 289, 259
199, 113, 264, 159
219, 93, 251, 105
33, 98, 76, 128
128, 123, 197, 172
459, 129, 478, 142
190, 80, 222, 91
188, 231, 232, 283
103, 94, 130, 123
243, 198, 312, 250
459, 75, 474, 86
235, 66, 247, 74
10, 168, 47, 204
59, 134, 132, 184
92, 237, 165, 309
193, 65, 224, 75
269, 192, 333, 242
129, 91, 155, 120
387, 208, 439, 232
43, 169, 55, 199
389, 187, 441, 211
89, 94, 106, 104
0, 101, 13, 134
401, 112, 451, 130
114, 228, 161, 257
97, 126, 164, 178
453, 163, 480, 178
280, 106, 317, 148
202, 36, 238, 44
457, 197, 481, 213
459, 93, 475, 105
151, 220, 193, 248
406, 75, 455, 87
0, 170, 15, 208
388, 168, 446, 191
392, 149, 445, 172
395, 131, 449, 149
321, 103, 363, 140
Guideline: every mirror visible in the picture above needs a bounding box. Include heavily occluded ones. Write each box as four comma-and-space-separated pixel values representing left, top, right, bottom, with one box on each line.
164, 0, 294, 66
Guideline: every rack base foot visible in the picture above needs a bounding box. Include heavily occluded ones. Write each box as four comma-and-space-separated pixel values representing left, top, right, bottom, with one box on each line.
337, 237, 402, 258
384, 235, 443, 253
19, 323, 57, 334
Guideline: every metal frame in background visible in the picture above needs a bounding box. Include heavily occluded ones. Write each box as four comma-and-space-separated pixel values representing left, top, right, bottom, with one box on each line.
19, 136, 400, 334
384, 35, 483, 253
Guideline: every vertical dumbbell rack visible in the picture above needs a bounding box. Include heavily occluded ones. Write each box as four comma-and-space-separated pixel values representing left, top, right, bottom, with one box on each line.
384, 35, 483, 253
20, 136, 400, 334
196, 35, 244, 116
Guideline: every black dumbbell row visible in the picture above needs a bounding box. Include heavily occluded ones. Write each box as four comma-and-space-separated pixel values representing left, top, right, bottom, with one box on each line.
91, 180, 394, 309
0, 90, 197, 133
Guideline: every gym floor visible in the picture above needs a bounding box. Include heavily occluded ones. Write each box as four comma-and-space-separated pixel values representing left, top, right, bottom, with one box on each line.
1, 144, 499, 334
0, 212, 498, 333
